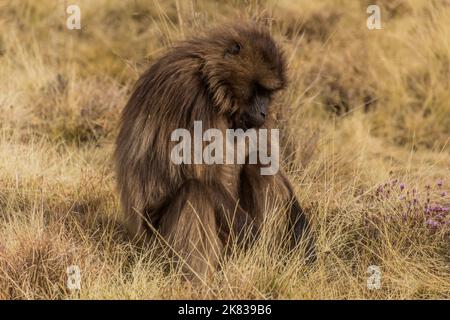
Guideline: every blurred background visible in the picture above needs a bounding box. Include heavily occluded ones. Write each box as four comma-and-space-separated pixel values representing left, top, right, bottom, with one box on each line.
0, 0, 448, 299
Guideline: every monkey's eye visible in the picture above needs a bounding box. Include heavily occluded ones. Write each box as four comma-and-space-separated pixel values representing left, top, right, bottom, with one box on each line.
253, 82, 271, 96
225, 43, 241, 56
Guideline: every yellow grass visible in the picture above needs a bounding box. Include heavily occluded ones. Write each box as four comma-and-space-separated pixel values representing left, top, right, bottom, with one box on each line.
0, 0, 449, 299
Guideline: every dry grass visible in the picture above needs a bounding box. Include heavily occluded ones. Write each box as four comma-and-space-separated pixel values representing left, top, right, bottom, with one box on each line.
0, 0, 449, 299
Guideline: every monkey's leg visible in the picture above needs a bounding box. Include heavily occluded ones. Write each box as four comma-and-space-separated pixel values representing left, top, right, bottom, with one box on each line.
209, 182, 259, 251
240, 165, 314, 256
156, 180, 222, 282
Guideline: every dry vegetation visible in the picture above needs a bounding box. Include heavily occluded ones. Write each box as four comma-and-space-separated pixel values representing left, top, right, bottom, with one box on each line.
0, 0, 449, 299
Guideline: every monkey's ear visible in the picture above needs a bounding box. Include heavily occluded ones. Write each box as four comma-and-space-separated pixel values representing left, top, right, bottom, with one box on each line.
225, 43, 241, 57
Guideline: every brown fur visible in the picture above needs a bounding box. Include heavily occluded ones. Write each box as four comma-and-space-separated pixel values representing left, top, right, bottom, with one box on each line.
115, 23, 313, 280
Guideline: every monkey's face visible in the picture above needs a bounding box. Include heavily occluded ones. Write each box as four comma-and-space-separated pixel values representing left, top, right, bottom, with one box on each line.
201, 24, 286, 130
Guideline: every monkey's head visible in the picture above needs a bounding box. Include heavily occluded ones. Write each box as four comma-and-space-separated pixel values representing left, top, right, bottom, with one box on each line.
198, 24, 287, 130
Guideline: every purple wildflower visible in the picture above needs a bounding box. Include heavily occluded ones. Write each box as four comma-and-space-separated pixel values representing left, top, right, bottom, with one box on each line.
426, 219, 440, 227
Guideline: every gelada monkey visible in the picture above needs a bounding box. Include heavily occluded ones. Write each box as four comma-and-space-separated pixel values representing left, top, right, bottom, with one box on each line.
115, 23, 313, 280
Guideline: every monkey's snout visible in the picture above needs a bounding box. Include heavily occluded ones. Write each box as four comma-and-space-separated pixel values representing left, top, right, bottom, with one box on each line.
244, 112, 266, 129
255, 113, 266, 127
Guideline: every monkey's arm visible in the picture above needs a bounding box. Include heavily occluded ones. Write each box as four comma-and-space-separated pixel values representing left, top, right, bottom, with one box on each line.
207, 181, 259, 249
153, 179, 222, 282
239, 165, 314, 254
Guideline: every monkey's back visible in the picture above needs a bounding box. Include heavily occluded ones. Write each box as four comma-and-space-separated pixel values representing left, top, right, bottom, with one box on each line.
114, 45, 240, 234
